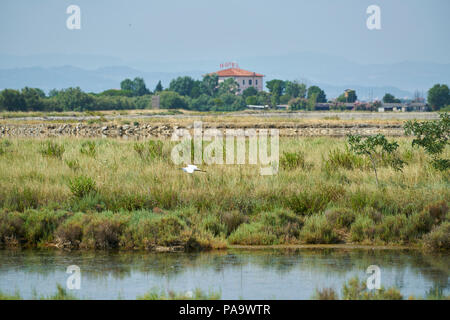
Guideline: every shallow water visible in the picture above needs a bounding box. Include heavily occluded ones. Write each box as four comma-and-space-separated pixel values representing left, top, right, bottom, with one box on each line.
0, 248, 448, 299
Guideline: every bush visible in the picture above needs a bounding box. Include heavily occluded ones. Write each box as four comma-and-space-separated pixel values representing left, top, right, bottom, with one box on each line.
324, 207, 356, 228
423, 222, 450, 251
68, 175, 96, 198
259, 209, 303, 241
350, 216, 376, 242
425, 200, 448, 223
159, 91, 189, 109
377, 215, 408, 243
132, 213, 189, 248
221, 211, 247, 236
300, 214, 340, 244
82, 213, 128, 249
39, 141, 65, 159
0, 211, 25, 244
228, 222, 277, 245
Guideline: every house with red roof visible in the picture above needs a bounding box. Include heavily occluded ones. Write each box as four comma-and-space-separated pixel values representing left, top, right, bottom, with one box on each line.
211, 67, 265, 94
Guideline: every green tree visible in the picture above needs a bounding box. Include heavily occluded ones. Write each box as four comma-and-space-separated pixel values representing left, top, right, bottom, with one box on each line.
21, 87, 45, 111
307, 86, 326, 103
0, 89, 25, 111
242, 86, 258, 99
382, 93, 401, 103
337, 89, 357, 103
347, 134, 405, 186
155, 80, 163, 92
159, 91, 188, 109
120, 77, 150, 96
245, 96, 258, 105
218, 78, 240, 95
201, 74, 219, 97
285, 81, 306, 98
404, 113, 449, 170
266, 80, 285, 97
288, 97, 307, 110
55, 87, 93, 111
428, 84, 450, 111
169, 76, 196, 97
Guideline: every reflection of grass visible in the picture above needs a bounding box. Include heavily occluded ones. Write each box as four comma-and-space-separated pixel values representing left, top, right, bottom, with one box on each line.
0, 137, 448, 250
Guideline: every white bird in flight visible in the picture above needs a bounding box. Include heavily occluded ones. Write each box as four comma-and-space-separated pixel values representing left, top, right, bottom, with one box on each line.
181, 164, 206, 174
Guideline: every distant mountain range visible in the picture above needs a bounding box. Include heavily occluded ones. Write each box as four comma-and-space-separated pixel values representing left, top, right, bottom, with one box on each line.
0, 52, 448, 100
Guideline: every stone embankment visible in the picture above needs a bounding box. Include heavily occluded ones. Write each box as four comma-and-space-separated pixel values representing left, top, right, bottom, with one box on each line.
0, 122, 407, 138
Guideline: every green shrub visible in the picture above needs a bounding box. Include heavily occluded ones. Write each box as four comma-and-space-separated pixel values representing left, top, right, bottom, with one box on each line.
201, 214, 226, 237
377, 215, 408, 242
423, 222, 450, 251
68, 175, 96, 198
300, 214, 340, 244
39, 141, 65, 159
324, 207, 356, 228
0, 211, 25, 244
133, 213, 189, 248
23, 209, 67, 244
82, 213, 128, 249
259, 209, 303, 241
228, 222, 277, 245
424, 200, 448, 223
221, 210, 247, 235
401, 210, 434, 241
350, 216, 376, 242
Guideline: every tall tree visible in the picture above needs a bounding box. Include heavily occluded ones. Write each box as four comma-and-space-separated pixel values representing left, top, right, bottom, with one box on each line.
285, 81, 306, 98
201, 74, 219, 97
307, 86, 326, 103
382, 93, 401, 103
120, 77, 150, 96
218, 78, 240, 95
154, 81, 163, 92
428, 84, 450, 111
266, 80, 285, 97
169, 76, 196, 97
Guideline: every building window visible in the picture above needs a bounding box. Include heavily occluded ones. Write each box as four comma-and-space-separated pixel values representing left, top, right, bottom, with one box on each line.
243, 80, 245, 85
256, 79, 258, 85
249, 79, 252, 85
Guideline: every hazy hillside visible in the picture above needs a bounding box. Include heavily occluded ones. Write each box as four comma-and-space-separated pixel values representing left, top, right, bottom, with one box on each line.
0, 52, 448, 99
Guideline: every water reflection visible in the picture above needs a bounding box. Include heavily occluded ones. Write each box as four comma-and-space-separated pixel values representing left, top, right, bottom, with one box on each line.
0, 248, 448, 299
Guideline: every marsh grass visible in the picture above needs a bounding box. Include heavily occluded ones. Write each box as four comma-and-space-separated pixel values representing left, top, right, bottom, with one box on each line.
0, 136, 448, 250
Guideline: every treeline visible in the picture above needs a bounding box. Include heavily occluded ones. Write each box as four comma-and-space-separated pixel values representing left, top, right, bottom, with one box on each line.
0, 74, 449, 112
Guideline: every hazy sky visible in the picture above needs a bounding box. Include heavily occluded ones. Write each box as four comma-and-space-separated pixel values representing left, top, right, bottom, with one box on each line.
1, 0, 449, 64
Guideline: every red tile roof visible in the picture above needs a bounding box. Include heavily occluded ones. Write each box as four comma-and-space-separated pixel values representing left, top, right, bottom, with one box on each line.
212, 68, 264, 77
